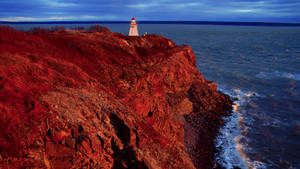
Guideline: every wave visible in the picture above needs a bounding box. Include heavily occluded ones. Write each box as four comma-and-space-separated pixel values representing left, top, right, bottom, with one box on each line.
215, 87, 267, 169
256, 71, 300, 81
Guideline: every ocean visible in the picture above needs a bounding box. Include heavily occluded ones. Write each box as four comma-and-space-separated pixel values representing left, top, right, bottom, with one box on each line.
4, 23, 300, 169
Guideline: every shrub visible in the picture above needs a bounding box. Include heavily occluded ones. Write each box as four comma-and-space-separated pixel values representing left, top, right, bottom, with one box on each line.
74, 26, 85, 31
89, 25, 110, 33
51, 26, 66, 32
0, 25, 14, 31
30, 27, 50, 35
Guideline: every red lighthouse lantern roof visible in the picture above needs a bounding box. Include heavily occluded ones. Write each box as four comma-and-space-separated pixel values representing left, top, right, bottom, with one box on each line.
131, 17, 136, 20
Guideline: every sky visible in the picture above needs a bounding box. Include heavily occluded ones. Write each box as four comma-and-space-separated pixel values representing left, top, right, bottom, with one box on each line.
0, 0, 300, 22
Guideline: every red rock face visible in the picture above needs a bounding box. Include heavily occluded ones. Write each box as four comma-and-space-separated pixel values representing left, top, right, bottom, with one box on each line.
0, 26, 232, 169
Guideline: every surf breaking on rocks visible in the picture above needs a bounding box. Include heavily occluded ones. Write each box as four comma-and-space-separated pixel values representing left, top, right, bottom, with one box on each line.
215, 87, 267, 169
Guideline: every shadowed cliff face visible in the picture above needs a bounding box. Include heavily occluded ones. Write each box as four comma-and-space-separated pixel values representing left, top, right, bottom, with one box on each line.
0, 26, 232, 169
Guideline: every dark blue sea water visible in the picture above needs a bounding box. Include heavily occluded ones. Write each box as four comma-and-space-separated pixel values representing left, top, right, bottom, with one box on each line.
5, 23, 300, 169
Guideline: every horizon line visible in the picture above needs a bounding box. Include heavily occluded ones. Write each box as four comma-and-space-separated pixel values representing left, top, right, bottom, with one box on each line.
1, 20, 300, 26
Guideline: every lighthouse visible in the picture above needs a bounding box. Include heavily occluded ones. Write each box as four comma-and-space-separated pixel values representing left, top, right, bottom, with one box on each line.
129, 17, 139, 36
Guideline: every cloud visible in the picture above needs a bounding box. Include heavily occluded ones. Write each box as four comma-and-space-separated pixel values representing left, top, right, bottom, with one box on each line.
0, 17, 39, 22
169, 2, 202, 8
234, 9, 256, 13
126, 4, 158, 8
0, 0, 299, 22
126, 2, 202, 9
0, 15, 118, 21
47, 2, 77, 7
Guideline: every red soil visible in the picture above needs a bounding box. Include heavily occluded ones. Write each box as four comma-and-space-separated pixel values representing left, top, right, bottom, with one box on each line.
0, 26, 232, 168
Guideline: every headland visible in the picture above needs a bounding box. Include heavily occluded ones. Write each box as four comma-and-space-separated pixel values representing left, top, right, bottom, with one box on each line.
0, 26, 232, 168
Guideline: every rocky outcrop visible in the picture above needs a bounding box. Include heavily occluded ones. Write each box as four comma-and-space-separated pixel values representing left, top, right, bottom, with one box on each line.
0, 26, 232, 169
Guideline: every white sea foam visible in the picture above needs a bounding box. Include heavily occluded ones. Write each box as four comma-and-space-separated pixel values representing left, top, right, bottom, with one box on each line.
215, 87, 267, 169
256, 71, 300, 81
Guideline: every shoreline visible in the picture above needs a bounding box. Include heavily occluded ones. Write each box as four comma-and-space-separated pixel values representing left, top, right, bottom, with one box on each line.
215, 87, 267, 169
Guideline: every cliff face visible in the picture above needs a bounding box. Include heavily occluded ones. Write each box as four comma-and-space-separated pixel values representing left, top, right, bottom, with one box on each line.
0, 26, 232, 169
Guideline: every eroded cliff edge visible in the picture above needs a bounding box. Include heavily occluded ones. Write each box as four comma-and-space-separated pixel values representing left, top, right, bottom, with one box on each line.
0, 26, 232, 169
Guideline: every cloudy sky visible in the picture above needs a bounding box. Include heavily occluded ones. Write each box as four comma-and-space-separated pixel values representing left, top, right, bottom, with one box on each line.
1, 0, 300, 22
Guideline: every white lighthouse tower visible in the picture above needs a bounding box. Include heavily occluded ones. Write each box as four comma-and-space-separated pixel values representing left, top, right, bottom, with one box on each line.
129, 17, 139, 36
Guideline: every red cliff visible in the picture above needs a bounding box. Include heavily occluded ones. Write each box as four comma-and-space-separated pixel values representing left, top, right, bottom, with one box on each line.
0, 26, 232, 169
